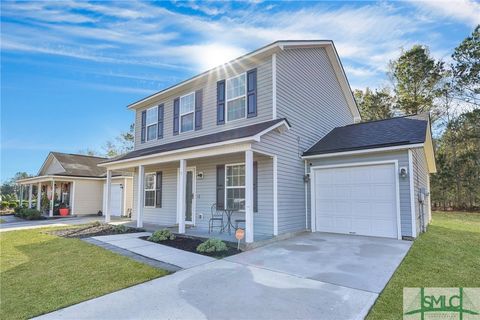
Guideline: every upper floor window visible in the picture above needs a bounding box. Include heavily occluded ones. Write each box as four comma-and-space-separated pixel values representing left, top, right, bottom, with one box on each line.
180, 92, 195, 132
226, 73, 246, 122
146, 106, 158, 141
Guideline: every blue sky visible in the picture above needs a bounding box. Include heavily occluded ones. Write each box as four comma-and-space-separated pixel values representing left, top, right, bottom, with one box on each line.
1, 0, 478, 181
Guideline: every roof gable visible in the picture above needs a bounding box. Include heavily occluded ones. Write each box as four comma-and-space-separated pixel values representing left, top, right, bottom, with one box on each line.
39, 152, 108, 178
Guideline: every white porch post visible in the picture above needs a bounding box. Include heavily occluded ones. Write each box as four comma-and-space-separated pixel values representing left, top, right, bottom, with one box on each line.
136, 165, 145, 228
70, 181, 75, 215
28, 184, 33, 208
19, 185, 23, 208
177, 159, 186, 234
49, 180, 54, 217
37, 182, 42, 211
273, 155, 278, 236
245, 150, 254, 243
105, 170, 112, 223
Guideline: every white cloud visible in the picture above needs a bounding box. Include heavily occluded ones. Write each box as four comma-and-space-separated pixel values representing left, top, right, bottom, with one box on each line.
410, 0, 480, 27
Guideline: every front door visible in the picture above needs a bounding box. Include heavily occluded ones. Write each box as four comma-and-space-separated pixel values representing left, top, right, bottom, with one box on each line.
185, 169, 195, 225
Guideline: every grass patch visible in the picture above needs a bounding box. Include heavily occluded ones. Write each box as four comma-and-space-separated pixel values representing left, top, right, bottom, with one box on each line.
0, 218, 5, 224
367, 211, 480, 320
0, 228, 168, 319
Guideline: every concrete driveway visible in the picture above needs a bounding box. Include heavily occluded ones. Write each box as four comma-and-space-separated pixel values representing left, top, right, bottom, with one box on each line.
0, 215, 104, 232
36, 233, 411, 320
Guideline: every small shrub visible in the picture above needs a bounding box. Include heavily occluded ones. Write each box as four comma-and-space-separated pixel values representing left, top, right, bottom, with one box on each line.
148, 229, 175, 242
91, 221, 101, 227
196, 238, 228, 253
14, 208, 43, 220
1, 201, 9, 209
112, 225, 128, 233
9, 202, 18, 208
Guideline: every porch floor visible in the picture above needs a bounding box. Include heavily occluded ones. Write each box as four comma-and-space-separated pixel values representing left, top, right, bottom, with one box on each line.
120, 221, 273, 244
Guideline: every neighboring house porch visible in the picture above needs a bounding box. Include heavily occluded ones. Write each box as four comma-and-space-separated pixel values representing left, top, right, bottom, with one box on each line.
100, 119, 290, 243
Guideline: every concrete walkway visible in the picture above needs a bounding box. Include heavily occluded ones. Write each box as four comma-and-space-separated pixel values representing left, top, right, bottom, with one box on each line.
0, 215, 104, 232
91, 233, 216, 269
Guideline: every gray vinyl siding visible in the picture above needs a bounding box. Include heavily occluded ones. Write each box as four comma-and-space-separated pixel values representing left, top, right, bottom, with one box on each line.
412, 147, 430, 235
250, 47, 356, 235
43, 157, 64, 175
134, 56, 273, 150
131, 153, 274, 238
306, 150, 414, 237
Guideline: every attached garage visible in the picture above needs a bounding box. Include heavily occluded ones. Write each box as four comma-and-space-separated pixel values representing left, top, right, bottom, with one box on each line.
303, 114, 437, 239
312, 162, 399, 239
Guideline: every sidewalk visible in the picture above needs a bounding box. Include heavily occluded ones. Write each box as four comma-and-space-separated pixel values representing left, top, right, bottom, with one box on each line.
91, 233, 216, 269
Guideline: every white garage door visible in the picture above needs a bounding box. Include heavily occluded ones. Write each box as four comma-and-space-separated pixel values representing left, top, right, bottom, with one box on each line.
109, 184, 123, 216
313, 163, 398, 238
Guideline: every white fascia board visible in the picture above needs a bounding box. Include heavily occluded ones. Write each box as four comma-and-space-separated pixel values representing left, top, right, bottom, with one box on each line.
302, 143, 424, 160
17, 175, 104, 184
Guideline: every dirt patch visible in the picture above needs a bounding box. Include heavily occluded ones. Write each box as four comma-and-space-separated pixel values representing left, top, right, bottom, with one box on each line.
140, 236, 241, 258
50, 224, 145, 238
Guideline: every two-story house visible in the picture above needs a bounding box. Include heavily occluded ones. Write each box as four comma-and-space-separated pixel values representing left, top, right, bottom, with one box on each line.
99, 40, 436, 244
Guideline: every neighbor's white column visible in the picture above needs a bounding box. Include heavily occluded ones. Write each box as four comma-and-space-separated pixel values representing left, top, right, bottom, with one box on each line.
245, 150, 254, 243
105, 170, 112, 223
19, 185, 23, 207
28, 184, 33, 208
177, 159, 187, 234
37, 183, 42, 211
49, 180, 54, 217
70, 182, 75, 216
136, 165, 145, 228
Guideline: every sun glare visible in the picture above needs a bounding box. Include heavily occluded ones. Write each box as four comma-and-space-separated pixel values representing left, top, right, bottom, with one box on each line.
197, 44, 245, 71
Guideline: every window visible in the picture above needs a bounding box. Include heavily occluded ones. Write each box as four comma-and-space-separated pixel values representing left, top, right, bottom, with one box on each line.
226, 73, 246, 122
225, 164, 245, 210
146, 106, 158, 141
180, 92, 195, 132
144, 173, 156, 207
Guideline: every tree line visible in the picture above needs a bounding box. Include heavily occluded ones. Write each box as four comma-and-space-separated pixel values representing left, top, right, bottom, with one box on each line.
355, 25, 479, 211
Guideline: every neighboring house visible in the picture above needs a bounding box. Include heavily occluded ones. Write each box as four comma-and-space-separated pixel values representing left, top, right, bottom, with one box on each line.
17, 152, 133, 217
99, 40, 436, 243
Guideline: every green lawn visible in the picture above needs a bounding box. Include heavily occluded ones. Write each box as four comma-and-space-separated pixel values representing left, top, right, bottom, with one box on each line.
367, 211, 480, 319
0, 228, 168, 319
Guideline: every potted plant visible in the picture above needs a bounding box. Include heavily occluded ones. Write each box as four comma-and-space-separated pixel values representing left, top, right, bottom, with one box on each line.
58, 203, 69, 216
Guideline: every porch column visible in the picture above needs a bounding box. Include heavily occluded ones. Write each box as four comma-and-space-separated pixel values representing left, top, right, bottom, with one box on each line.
49, 180, 54, 217
19, 185, 23, 208
37, 183, 41, 211
136, 165, 145, 228
70, 182, 75, 215
177, 159, 187, 234
245, 150, 254, 243
105, 170, 112, 223
28, 184, 33, 208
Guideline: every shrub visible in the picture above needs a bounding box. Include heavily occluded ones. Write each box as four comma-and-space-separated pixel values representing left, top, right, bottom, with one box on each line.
1, 201, 9, 209
14, 208, 43, 220
196, 238, 228, 253
148, 229, 175, 242
112, 225, 128, 233
9, 202, 18, 208
91, 221, 101, 227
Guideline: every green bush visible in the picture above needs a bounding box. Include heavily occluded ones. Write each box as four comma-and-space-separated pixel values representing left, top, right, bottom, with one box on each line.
1, 201, 9, 209
9, 202, 18, 208
14, 208, 43, 220
148, 229, 175, 242
112, 225, 128, 233
196, 238, 228, 253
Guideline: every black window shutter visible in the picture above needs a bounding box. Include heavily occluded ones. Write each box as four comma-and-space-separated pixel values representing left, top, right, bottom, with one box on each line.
216, 80, 225, 125
173, 98, 180, 135
195, 89, 203, 130
253, 161, 258, 212
247, 68, 257, 118
140, 110, 146, 143
157, 104, 164, 139
155, 171, 162, 208
216, 165, 225, 209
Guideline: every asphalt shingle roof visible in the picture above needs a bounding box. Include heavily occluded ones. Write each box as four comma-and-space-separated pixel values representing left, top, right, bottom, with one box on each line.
303, 114, 429, 156
102, 118, 289, 163
50, 152, 108, 177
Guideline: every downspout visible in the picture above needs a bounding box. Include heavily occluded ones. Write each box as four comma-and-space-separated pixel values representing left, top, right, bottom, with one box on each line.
304, 159, 309, 230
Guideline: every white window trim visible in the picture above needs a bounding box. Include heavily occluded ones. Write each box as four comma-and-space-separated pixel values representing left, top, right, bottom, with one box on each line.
225, 162, 246, 211
179, 91, 195, 133
146, 106, 158, 142
144, 172, 156, 208
225, 73, 247, 123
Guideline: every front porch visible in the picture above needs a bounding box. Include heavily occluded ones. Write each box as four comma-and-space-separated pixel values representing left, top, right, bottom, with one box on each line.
103, 148, 279, 244
17, 177, 74, 217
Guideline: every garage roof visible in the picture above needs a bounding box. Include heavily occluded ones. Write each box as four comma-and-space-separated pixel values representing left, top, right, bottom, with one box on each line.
303, 114, 429, 156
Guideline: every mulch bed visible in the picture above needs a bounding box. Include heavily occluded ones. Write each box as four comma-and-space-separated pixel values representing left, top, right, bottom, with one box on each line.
50, 224, 145, 239
140, 236, 241, 258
